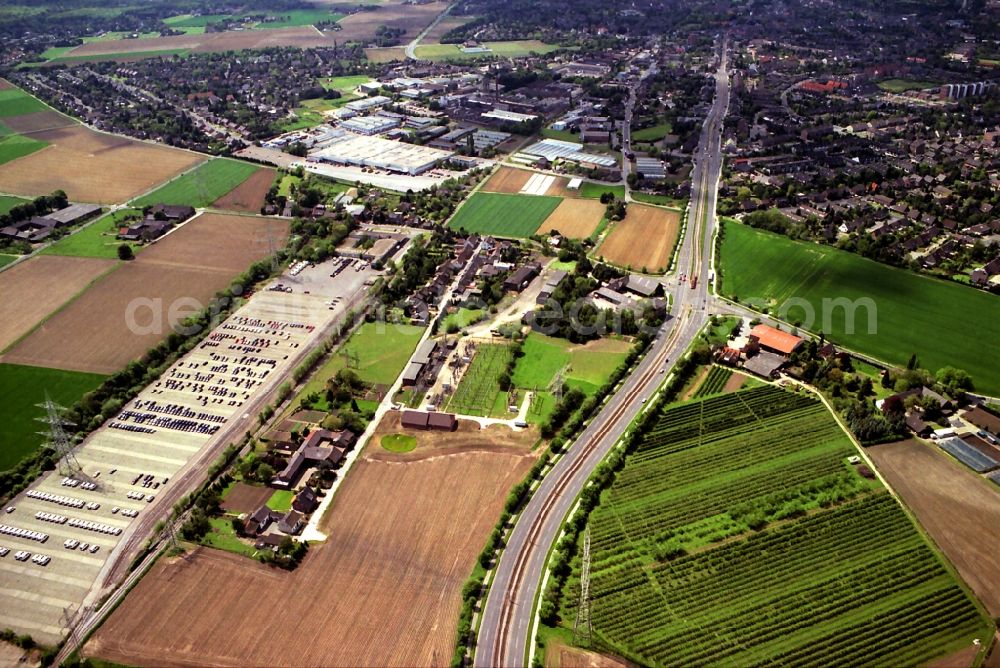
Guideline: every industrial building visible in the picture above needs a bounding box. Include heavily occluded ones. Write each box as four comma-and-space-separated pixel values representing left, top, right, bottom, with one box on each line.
341, 115, 401, 135
635, 156, 666, 180
481, 109, 538, 124
519, 138, 617, 168
312, 134, 454, 175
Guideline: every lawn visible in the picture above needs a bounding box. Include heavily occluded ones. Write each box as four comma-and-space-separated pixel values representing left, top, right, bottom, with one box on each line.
631, 123, 672, 142
320, 75, 371, 95
381, 433, 417, 452
631, 192, 684, 208
578, 182, 624, 200
448, 192, 562, 238
133, 158, 259, 208
0, 88, 49, 117
511, 333, 629, 396
0, 254, 17, 268
878, 79, 940, 93
542, 128, 580, 143
0, 363, 106, 471
266, 489, 294, 512
719, 222, 1000, 395
0, 194, 29, 215
248, 9, 344, 28
277, 174, 301, 197
200, 517, 258, 557
415, 40, 558, 61
42, 208, 141, 259
550, 386, 991, 666
442, 307, 484, 332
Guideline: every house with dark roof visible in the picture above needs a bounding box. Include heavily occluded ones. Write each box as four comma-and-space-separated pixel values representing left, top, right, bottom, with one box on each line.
245, 506, 281, 535
292, 487, 319, 514
272, 429, 356, 489
278, 510, 304, 535
504, 264, 540, 292
400, 409, 457, 431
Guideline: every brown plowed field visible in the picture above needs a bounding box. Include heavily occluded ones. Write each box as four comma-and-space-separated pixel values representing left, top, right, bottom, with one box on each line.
0, 79, 13, 90
868, 439, 1000, 615
0, 126, 204, 204
211, 168, 274, 213
538, 199, 605, 239
65, 27, 334, 57
596, 203, 680, 272
0, 255, 117, 353
483, 166, 532, 193
424, 16, 474, 42
87, 429, 536, 667
2, 110, 76, 134
363, 47, 407, 63
221, 483, 273, 515
336, 0, 447, 41
722, 371, 748, 393
2, 214, 289, 374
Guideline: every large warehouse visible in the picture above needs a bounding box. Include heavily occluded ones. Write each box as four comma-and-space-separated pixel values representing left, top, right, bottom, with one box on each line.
312, 134, 454, 175
520, 138, 617, 168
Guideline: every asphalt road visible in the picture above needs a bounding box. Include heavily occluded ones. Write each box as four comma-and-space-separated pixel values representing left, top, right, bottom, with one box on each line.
475, 40, 730, 668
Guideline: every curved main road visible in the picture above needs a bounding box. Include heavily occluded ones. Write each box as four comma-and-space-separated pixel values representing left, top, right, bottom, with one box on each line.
475, 41, 730, 667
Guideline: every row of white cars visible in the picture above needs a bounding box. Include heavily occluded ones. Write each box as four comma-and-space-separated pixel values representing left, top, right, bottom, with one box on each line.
0, 546, 51, 566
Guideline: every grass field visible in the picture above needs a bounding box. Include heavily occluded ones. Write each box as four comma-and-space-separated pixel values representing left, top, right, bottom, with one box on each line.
552, 386, 991, 666
512, 333, 629, 396
163, 14, 231, 27
448, 192, 562, 237
578, 182, 624, 200
133, 158, 259, 208
415, 40, 558, 61
878, 78, 940, 93
541, 128, 580, 143
42, 208, 141, 258
631, 123, 672, 142
0, 88, 49, 117
0, 133, 48, 165
266, 489, 294, 512
381, 433, 417, 452
250, 9, 344, 28
200, 518, 257, 557
0, 363, 106, 470
719, 222, 1000, 395
631, 192, 684, 208
0, 254, 16, 268
442, 307, 484, 332
0, 194, 28, 214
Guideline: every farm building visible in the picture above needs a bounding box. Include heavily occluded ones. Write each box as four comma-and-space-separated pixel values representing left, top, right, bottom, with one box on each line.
400, 410, 458, 431
44, 203, 102, 226
747, 324, 804, 356
742, 350, 787, 379
504, 264, 540, 291
272, 429, 356, 489
278, 510, 304, 535
537, 269, 568, 304
293, 487, 319, 514
402, 340, 439, 387
519, 138, 617, 168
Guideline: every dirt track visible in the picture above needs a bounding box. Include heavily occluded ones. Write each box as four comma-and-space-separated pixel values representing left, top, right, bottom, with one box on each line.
86, 437, 536, 667
0, 125, 204, 203
868, 439, 1000, 615
596, 203, 680, 272
0, 255, 117, 353
2, 214, 289, 373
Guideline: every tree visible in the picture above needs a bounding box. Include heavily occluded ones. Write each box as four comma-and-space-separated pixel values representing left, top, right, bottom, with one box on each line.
117, 244, 134, 261
936, 366, 974, 396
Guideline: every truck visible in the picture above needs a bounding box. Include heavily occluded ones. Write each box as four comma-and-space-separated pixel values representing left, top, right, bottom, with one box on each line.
690, 275, 698, 289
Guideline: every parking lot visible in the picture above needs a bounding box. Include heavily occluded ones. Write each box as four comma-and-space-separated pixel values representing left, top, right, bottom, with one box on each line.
0, 258, 381, 645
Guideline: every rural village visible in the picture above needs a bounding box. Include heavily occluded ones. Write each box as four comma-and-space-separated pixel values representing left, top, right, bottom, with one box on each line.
0, 0, 998, 667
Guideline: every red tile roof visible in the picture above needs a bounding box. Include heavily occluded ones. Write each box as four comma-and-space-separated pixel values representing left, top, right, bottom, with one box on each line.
750, 324, 804, 355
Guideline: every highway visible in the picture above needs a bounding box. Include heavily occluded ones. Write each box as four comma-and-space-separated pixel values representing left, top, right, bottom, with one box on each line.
475, 40, 730, 668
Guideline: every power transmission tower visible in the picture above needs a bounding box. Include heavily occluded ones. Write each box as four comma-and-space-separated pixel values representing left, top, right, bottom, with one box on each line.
573, 527, 593, 647
552, 367, 566, 402
37, 394, 80, 476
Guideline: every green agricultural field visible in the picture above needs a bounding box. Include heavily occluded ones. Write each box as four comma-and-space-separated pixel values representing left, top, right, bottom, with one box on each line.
512, 333, 628, 396
448, 192, 562, 237
691, 365, 732, 398
720, 222, 1000, 395
0, 363, 106, 470
381, 433, 417, 452
551, 386, 991, 667
577, 182, 624, 200
250, 9, 344, 28
266, 489, 294, 512
0, 194, 28, 215
0, 133, 48, 165
0, 88, 49, 117
42, 208, 140, 259
415, 40, 558, 61
541, 128, 580, 143
447, 343, 514, 417
631, 123, 672, 142
133, 158, 258, 208
878, 78, 940, 93
163, 13, 231, 27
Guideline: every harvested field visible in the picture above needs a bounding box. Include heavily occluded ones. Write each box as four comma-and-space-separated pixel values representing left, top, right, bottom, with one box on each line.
596, 203, 680, 272
424, 15, 473, 42
3, 214, 289, 374
0, 79, 13, 91
547, 639, 631, 668
370, 410, 538, 461
364, 47, 407, 63
868, 439, 1000, 615
0, 255, 116, 352
221, 483, 273, 515
722, 371, 749, 393
1, 110, 76, 134
211, 167, 275, 213
87, 423, 536, 667
538, 198, 605, 238
0, 125, 204, 203
336, 0, 447, 42
483, 166, 532, 193
63, 27, 334, 58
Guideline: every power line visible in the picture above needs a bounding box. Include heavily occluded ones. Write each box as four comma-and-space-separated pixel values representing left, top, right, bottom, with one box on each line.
573, 527, 593, 647
37, 393, 80, 476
